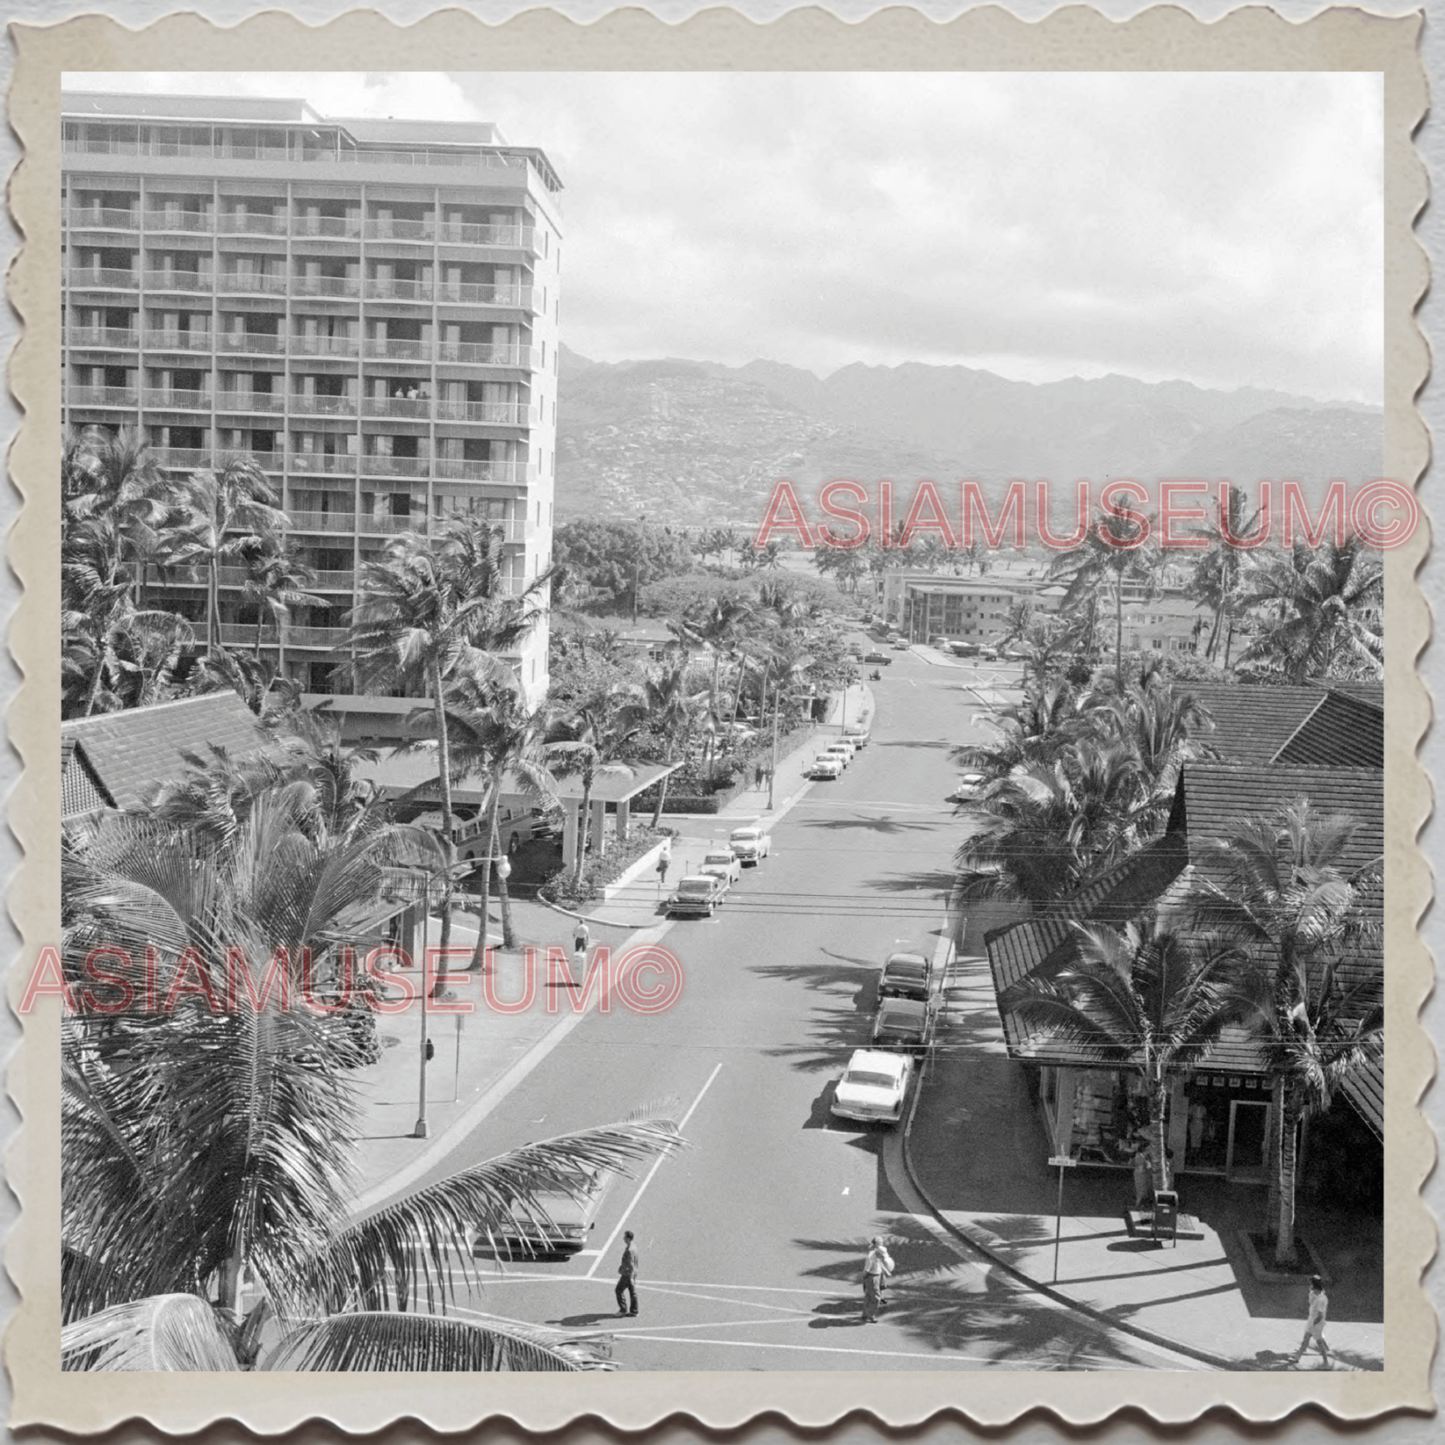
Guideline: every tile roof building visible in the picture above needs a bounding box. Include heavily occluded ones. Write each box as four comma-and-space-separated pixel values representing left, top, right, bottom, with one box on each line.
61, 90, 561, 707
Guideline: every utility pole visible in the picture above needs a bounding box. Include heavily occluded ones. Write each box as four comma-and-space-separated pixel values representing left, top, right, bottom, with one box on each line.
767, 679, 780, 810
413, 870, 431, 1138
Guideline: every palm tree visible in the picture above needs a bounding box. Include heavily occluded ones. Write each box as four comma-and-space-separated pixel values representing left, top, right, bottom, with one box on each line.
1237, 538, 1384, 682
1187, 485, 1261, 663
348, 519, 542, 950
638, 659, 708, 826
61, 789, 685, 1371
674, 594, 755, 782
241, 545, 328, 657
168, 458, 289, 657
1186, 799, 1382, 1264
1010, 916, 1253, 1192
547, 688, 646, 891
1050, 517, 1157, 690
952, 675, 1087, 780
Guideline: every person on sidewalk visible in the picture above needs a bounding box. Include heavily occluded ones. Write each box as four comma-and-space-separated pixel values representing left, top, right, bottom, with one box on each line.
1290, 1276, 1332, 1369
614, 1230, 639, 1317
572, 917, 590, 959
861, 1236, 894, 1323
1132, 1140, 1154, 1210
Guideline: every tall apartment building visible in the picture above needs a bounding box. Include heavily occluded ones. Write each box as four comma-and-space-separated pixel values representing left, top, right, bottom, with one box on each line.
61, 92, 561, 705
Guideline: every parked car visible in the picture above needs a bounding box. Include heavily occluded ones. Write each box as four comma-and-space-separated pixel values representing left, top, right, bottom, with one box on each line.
979, 646, 999, 661
930, 635, 951, 649
891, 637, 911, 651
699, 848, 742, 891
729, 825, 772, 864
862, 650, 893, 665
821, 743, 853, 769
843, 723, 871, 747
945, 772, 987, 804
809, 754, 844, 780
667, 874, 727, 917
879, 951, 933, 1003
871, 996, 934, 1050
468, 1172, 612, 1259
950, 641, 979, 657
830, 1048, 913, 1125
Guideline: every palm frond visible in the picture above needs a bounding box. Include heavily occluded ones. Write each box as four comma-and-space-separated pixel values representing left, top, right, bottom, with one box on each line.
61, 1294, 240, 1372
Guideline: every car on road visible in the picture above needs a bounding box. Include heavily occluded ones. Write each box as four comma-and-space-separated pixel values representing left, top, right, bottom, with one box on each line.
929, 635, 951, 649
978, 645, 999, 661
809, 754, 844, 780
821, 742, 854, 769
891, 637, 911, 651
862, 650, 893, 665
469, 1172, 611, 1259
830, 1048, 913, 1125
879, 950, 933, 1003
945, 772, 988, 804
700, 848, 742, 890
871, 996, 935, 1051
843, 723, 871, 747
667, 874, 727, 917
728, 825, 772, 864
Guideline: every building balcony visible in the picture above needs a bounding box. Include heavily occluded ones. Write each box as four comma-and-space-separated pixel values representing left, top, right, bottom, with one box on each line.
215, 332, 286, 355
67, 326, 139, 350
289, 394, 358, 417
218, 273, 290, 296
142, 388, 209, 411
151, 446, 212, 470
358, 513, 422, 535
361, 454, 428, 478
68, 207, 140, 231
291, 333, 360, 357
363, 337, 430, 361
284, 625, 351, 648
292, 215, 363, 239
217, 212, 289, 236
289, 510, 358, 533
434, 282, 531, 308
437, 221, 535, 250
68, 384, 138, 408
364, 278, 432, 303
363, 395, 431, 420
293, 274, 362, 299
362, 218, 433, 243
145, 329, 215, 352
434, 458, 522, 484
434, 399, 527, 425
144, 269, 212, 293
437, 515, 525, 542
438, 341, 532, 367
215, 391, 286, 414
290, 453, 358, 475
143, 210, 212, 234
308, 569, 357, 591
68, 267, 139, 290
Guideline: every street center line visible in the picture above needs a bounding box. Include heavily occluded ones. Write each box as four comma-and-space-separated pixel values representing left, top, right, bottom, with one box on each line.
586, 1061, 724, 1279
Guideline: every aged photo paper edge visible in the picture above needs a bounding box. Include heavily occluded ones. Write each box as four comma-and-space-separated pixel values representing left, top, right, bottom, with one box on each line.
4, 2, 1434, 1432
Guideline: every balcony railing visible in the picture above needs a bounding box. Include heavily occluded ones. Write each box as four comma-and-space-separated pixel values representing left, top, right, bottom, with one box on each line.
291, 333, 360, 356
434, 399, 526, 425
142, 388, 209, 410
363, 337, 430, 361
361, 454, 427, 478
434, 514, 525, 542
142, 269, 212, 293
289, 510, 358, 533
362, 218, 433, 242
217, 212, 289, 236
69, 267, 138, 290
69, 207, 139, 231
365, 278, 432, 303
290, 453, 359, 475
292, 215, 362, 239
363, 395, 431, 419
293, 274, 362, 299
434, 458, 521, 483
439, 341, 531, 366
145, 330, 213, 351
435, 283, 530, 308
68, 385, 138, 408
151, 446, 212, 470
289, 394, 358, 417
67, 327, 139, 349
285, 626, 351, 647
216, 332, 285, 354
216, 391, 286, 414
437, 222, 534, 249
218, 273, 289, 295
358, 513, 421, 534
144, 210, 212, 233
219, 623, 279, 646
308, 569, 357, 590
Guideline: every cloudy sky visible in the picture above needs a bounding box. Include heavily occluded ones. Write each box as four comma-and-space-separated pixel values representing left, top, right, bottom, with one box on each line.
68, 70, 1382, 403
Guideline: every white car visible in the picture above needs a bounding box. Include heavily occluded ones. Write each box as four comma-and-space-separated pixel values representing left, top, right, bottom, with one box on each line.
699, 848, 742, 890
843, 725, 871, 748
821, 743, 853, 769
667, 874, 726, 917
469, 1172, 611, 1259
729, 826, 772, 864
946, 772, 988, 804
810, 754, 844, 780
830, 1049, 913, 1125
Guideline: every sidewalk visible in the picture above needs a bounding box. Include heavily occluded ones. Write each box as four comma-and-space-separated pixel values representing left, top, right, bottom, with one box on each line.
902, 951, 1385, 1371
346, 683, 873, 1213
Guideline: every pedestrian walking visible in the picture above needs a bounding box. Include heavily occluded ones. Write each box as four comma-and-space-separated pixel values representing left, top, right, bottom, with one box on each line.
861, 1235, 894, 1322
572, 917, 590, 958
614, 1230, 639, 1316
754, 763, 764, 788
1290, 1275, 1332, 1369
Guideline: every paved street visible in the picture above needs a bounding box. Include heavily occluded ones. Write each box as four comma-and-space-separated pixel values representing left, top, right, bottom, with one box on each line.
397, 646, 1193, 1371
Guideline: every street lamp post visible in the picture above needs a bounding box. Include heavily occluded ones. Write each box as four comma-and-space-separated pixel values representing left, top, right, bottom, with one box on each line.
767, 679, 780, 811
414, 869, 432, 1139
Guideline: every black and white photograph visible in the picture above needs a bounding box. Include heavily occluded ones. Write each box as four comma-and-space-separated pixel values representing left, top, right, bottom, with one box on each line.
25, 24, 1425, 1418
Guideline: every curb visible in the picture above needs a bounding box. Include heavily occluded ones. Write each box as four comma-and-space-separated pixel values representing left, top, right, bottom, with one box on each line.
899, 1036, 1240, 1371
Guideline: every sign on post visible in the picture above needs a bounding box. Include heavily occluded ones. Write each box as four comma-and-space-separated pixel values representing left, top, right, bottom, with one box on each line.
1048, 1154, 1077, 1282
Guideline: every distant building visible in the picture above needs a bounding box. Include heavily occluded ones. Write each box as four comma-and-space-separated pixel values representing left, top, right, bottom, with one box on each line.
882, 571, 1059, 645
61, 90, 562, 706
